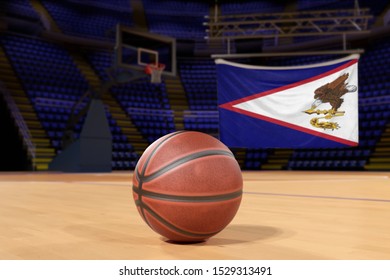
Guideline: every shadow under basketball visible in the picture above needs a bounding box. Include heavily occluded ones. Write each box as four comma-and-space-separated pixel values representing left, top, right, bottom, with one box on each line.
162, 224, 283, 246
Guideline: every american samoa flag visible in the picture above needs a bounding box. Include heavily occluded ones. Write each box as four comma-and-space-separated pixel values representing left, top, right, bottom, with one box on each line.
216, 54, 359, 148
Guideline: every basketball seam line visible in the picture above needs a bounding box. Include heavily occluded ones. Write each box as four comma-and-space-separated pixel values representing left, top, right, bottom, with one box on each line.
137, 149, 235, 183
138, 130, 186, 178
136, 130, 186, 227
133, 187, 242, 203
134, 200, 222, 238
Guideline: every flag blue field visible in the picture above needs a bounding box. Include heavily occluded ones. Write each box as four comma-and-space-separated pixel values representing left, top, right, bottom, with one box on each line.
216, 55, 359, 148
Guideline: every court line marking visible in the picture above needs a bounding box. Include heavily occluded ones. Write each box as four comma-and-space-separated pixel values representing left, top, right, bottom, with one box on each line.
92, 173, 131, 177
72, 182, 129, 186
4, 181, 389, 203
244, 176, 389, 182
0, 181, 130, 186
245, 191, 390, 203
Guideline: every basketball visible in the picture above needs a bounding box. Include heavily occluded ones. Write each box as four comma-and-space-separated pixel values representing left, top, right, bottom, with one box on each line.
132, 131, 243, 242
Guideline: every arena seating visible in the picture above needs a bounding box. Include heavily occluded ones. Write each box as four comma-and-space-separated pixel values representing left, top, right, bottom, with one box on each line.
244, 149, 270, 169
71, 0, 132, 13
359, 39, 390, 99
178, 59, 220, 136
1, 35, 138, 170
1, 35, 86, 148
127, 107, 175, 143
143, 0, 209, 16
220, 0, 285, 15
1, 35, 89, 102
142, 0, 208, 40
298, 0, 355, 11
179, 59, 218, 111
183, 110, 219, 136
2, 0, 40, 22
40, 0, 133, 39
298, 0, 389, 16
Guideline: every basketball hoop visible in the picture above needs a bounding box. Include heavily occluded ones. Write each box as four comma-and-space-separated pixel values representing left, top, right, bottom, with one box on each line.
145, 63, 165, 84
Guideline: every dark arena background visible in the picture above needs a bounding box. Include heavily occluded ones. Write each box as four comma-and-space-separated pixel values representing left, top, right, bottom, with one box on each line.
1, 0, 390, 261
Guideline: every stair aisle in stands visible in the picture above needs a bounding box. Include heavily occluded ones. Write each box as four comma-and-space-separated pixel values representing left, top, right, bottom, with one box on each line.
29, 0, 61, 32
365, 123, 390, 170
261, 149, 294, 170
164, 76, 189, 131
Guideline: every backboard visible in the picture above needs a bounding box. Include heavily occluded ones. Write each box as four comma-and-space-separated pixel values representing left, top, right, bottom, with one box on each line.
115, 24, 176, 77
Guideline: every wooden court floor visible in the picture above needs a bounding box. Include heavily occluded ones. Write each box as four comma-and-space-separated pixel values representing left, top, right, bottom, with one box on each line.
0, 171, 389, 260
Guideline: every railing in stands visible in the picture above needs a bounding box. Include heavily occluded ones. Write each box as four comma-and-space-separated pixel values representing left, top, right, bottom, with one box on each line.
127, 107, 174, 117
126, 108, 219, 119
183, 110, 218, 118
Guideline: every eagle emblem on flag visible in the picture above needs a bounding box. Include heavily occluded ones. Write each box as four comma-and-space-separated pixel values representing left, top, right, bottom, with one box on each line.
304, 73, 358, 130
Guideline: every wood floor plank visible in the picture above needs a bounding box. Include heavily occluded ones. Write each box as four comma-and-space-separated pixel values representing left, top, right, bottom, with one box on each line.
0, 171, 389, 259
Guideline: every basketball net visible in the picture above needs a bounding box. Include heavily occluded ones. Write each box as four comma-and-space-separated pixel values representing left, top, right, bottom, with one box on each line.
145, 63, 165, 84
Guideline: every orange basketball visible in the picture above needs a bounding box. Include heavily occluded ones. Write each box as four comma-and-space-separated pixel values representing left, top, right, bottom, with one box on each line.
132, 131, 243, 242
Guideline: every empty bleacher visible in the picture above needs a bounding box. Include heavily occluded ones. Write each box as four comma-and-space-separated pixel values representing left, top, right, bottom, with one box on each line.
298, 0, 389, 17
220, 0, 285, 15
1, 35, 140, 170
178, 59, 219, 136
40, 0, 133, 40
142, 0, 208, 40
179, 59, 218, 111
1, 0, 40, 22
